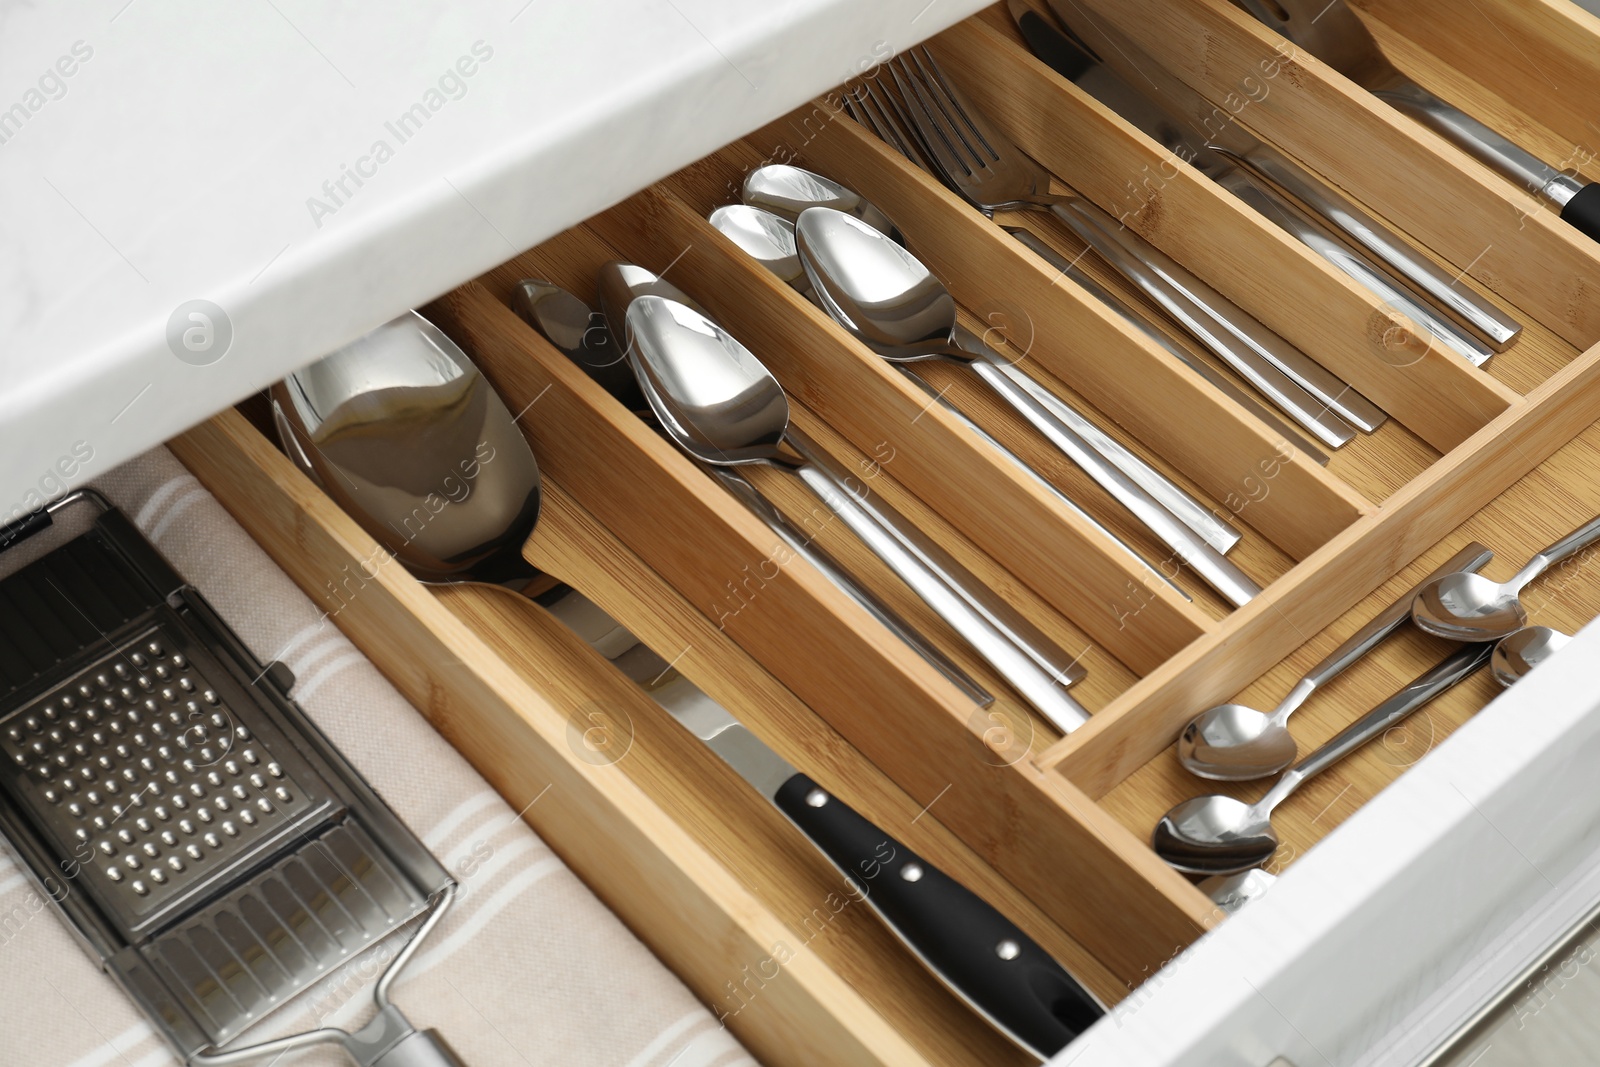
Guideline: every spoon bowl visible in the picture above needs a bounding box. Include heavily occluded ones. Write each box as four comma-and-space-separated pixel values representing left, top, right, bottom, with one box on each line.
1152, 796, 1278, 876
742, 164, 903, 243
1411, 571, 1527, 641
1491, 625, 1572, 686
1178, 705, 1298, 781
708, 206, 807, 291
270, 310, 542, 588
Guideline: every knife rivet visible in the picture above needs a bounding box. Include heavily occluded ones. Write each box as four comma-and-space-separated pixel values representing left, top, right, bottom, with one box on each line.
804, 788, 829, 808
899, 863, 923, 882
995, 939, 1021, 961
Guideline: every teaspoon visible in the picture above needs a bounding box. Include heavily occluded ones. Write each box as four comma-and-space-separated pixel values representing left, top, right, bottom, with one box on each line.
620, 291, 1092, 733
1412, 516, 1600, 641
1178, 542, 1492, 780
1154, 642, 1493, 875
796, 205, 1260, 607
1491, 626, 1572, 687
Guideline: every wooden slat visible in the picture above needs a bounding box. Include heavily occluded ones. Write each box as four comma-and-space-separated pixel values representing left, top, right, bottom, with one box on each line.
1077, 0, 1600, 351
169, 411, 922, 1067
431, 279, 1218, 985
1041, 340, 1600, 797
1352, 0, 1600, 164
750, 101, 1371, 562
584, 185, 1214, 669
521, 479, 1125, 1008
933, 14, 1519, 453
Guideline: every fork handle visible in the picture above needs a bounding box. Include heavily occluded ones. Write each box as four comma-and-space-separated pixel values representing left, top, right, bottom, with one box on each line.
1226, 141, 1521, 349
1038, 201, 1356, 449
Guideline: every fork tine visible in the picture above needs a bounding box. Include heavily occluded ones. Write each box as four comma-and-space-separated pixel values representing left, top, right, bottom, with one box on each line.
907, 46, 1003, 164
845, 81, 903, 156
860, 76, 941, 176
890, 55, 980, 182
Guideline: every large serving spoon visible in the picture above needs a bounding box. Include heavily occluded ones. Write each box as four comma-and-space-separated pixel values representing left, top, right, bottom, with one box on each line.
1178, 542, 1492, 780
796, 205, 1260, 607
271, 310, 545, 590
1412, 516, 1600, 641
1153, 642, 1493, 875
619, 291, 1092, 734
1491, 626, 1572, 687
738, 170, 1248, 555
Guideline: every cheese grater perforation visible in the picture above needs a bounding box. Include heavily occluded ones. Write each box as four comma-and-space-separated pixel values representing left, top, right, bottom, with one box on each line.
0, 491, 470, 1067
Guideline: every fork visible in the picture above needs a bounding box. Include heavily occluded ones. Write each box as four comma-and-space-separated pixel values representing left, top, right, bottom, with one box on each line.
882, 47, 1386, 451
844, 81, 1329, 466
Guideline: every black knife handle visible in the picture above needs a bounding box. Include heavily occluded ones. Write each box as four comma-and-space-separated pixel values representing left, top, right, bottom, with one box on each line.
1561, 182, 1600, 243
773, 773, 1103, 1058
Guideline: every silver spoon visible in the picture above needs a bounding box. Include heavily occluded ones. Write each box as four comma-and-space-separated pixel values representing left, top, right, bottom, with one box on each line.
620, 291, 1092, 733
739, 172, 1246, 556
742, 163, 904, 243
1492, 626, 1572, 687
796, 205, 1260, 607
1412, 516, 1600, 641
511, 278, 646, 412
1198, 868, 1276, 914
1178, 542, 1492, 780
520, 276, 996, 708
1153, 642, 1492, 875
270, 310, 544, 590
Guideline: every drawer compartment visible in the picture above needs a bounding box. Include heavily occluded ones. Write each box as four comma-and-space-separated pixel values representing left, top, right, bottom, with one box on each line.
171, 0, 1600, 1061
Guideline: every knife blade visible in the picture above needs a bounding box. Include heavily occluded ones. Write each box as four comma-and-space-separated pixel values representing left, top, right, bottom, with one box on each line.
1022, 0, 1519, 354
546, 589, 1105, 1059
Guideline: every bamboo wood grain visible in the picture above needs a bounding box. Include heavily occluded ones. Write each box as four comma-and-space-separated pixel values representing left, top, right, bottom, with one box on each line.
584, 185, 1215, 669
751, 102, 1371, 563
433, 588, 1025, 1067
932, 14, 1519, 453
1075, 0, 1600, 351
520, 478, 1123, 1009
1042, 340, 1600, 797
168, 411, 921, 1067
431, 278, 1220, 982
1352, 0, 1600, 164
1104, 420, 1600, 874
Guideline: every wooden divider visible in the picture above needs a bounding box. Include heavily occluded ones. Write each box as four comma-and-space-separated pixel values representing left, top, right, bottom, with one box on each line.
1042, 341, 1600, 797
1080, 0, 1600, 352
583, 187, 1214, 668
169, 412, 923, 1067
429, 275, 1218, 982
938, 13, 1518, 453
748, 101, 1369, 562
1353, 0, 1600, 158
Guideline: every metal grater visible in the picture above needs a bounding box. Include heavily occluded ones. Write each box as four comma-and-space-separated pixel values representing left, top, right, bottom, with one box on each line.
0, 491, 469, 1067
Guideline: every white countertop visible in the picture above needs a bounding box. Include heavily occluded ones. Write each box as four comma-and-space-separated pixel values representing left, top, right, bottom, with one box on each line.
0, 0, 985, 518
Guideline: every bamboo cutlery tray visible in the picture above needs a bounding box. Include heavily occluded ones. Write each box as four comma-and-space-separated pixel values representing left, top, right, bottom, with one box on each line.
168, 0, 1600, 1063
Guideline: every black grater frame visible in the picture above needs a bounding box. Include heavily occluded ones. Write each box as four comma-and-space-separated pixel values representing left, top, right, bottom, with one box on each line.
0, 491, 455, 1061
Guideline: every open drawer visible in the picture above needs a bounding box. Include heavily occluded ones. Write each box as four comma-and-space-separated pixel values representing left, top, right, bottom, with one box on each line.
168, 0, 1600, 1062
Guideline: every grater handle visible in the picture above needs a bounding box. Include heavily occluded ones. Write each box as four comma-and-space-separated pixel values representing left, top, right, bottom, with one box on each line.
370, 1030, 467, 1066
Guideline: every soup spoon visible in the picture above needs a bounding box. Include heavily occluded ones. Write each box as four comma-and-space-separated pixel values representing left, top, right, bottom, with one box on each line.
620, 291, 1092, 733
738, 174, 1246, 555
1491, 626, 1572, 687
1153, 642, 1492, 875
741, 162, 904, 243
708, 203, 1186, 602
1412, 516, 1600, 641
1178, 542, 1492, 780
796, 205, 1260, 606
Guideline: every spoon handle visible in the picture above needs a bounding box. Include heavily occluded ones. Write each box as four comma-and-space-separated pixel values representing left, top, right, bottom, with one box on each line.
706, 466, 995, 709
786, 425, 1091, 688
1283, 542, 1494, 714
1518, 514, 1600, 589
967, 360, 1262, 607
1279, 643, 1492, 792
789, 460, 1091, 733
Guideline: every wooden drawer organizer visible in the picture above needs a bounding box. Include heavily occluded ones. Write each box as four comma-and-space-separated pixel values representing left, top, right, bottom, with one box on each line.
169, 0, 1600, 1063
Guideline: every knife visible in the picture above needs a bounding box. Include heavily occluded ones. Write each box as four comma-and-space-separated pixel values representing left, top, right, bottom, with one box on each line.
543, 589, 1106, 1059
1019, 0, 1520, 356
